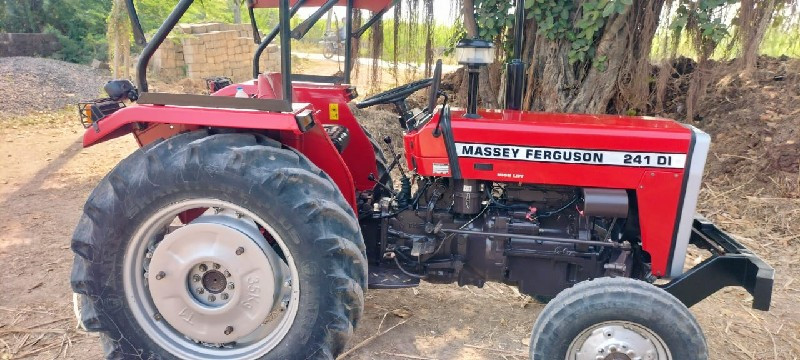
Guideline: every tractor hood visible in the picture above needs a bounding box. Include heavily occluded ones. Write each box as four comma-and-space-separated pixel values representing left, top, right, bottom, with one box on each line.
404, 108, 711, 278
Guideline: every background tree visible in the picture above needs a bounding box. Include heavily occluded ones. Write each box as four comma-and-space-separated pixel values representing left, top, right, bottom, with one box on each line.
0, 0, 109, 63
461, 0, 798, 117
230, 0, 245, 24
108, 0, 132, 79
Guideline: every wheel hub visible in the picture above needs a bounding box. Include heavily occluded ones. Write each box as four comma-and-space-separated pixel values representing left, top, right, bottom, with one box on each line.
201, 269, 227, 293
187, 261, 234, 307
147, 215, 285, 344
568, 321, 670, 360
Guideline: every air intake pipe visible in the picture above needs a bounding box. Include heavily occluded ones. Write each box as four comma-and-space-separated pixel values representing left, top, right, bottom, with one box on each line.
455, 38, 494, 118
505, 0, 526, 111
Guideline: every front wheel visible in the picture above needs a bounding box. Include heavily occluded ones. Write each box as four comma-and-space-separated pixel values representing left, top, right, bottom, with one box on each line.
530, 277, 707, 360
70, 131, 367, 359
323, 43, 335, 59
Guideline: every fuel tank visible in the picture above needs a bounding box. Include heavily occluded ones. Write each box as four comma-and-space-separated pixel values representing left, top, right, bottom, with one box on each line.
403, 108, 710, 278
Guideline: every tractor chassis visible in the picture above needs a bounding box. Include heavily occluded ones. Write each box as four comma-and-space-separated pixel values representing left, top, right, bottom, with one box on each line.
660, 216, 774, 311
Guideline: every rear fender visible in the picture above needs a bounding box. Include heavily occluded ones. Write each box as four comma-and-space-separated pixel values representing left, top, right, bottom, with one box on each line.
83, 104, 358, 210
83, 104, 300, 147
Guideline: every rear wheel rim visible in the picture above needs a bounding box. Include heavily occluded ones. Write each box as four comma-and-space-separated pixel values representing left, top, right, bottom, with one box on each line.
123, 198, 300, 359
565, 321, 671, 360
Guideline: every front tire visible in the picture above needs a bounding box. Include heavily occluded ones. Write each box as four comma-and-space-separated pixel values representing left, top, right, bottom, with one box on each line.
530, 277, 707, 360
323, 44, 335, 59
70, 131, 367, 359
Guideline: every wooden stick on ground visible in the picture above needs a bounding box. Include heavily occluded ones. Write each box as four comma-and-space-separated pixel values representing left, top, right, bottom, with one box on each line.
337, 318, 411, 359
464, 344, 528, 357
378, 352, 437, 360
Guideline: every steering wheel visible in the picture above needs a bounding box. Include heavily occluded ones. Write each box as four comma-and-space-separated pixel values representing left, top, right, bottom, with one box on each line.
355, 77, 433, 109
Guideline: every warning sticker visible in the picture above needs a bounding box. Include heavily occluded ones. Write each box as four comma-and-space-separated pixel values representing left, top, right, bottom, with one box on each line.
329, 103, 340, 120
432, 163, 450, 174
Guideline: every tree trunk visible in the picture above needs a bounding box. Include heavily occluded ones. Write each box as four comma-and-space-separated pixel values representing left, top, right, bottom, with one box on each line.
738, 0, 776, 72
523, 1, 665, 114
461, 0, 499, 109
463, 0, 478, 36
231, 0, 243, 24
109, 0, 132, 79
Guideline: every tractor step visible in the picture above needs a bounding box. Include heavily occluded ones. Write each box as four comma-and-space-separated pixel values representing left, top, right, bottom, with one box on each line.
367, 265, 420, 289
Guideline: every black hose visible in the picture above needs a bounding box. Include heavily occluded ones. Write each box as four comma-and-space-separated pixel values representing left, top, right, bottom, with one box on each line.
393, 255, 426, 279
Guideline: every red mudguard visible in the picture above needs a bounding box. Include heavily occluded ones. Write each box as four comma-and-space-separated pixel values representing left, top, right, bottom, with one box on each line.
82, 101, 360, 211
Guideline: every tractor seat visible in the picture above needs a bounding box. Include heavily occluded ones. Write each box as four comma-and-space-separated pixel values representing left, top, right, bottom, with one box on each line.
323, 124, 350, 154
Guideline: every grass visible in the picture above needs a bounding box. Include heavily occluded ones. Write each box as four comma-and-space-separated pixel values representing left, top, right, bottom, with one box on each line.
651, 24, 800, 61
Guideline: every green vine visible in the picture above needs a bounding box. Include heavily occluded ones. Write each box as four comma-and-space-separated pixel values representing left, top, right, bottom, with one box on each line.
671, 0, 736, 54
473, 0, 736, 70
472, 0, 634, 69
475, 0, 514, 40
526, 0, 632, 67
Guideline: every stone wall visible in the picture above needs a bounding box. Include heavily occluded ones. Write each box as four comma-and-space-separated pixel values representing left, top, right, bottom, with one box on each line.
0, 33, 61, 57
150, 23, 280, 82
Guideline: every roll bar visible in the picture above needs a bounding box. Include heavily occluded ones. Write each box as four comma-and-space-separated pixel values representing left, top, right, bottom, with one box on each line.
135, 0, 194, 93
125, 0, 147, 46
250, 0, 397, 82
291, 0, 339, 40
252, 0, 307, 80
126, 0, 396, 100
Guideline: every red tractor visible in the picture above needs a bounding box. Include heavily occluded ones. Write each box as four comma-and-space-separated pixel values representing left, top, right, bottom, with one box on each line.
73, 0, 773, 359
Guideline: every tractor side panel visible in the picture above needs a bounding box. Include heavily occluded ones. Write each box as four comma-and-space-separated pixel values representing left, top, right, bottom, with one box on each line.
222, 77, 379, 192
279, 124, 359, 210
293, 85, 378, 192
405, 108, 695, 277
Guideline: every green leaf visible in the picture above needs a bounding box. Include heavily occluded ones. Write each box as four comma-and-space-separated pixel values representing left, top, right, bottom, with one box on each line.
602, 2, 615, 17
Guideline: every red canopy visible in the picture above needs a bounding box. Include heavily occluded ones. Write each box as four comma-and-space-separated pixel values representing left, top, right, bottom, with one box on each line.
250, 0, 392, 12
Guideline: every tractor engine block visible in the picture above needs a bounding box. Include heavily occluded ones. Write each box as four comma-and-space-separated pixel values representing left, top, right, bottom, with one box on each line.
381, 179, 636, 299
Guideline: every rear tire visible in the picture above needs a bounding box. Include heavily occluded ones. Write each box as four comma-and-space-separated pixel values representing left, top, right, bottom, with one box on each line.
530, 277, 707, 360
70, 131, 367, 360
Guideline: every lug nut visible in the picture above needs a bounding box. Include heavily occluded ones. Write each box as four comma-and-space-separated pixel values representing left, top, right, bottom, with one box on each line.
224, 326, 234, 335
208, 295, 216, 302
224, 270, 231, 278
221, 293, 229, 300
193, 274, 201, 282
199, 264, 208, 272
197, 287, 205, 294
228, 283, 235, 290
155, 271, 166, 280
235, 247, 244, 255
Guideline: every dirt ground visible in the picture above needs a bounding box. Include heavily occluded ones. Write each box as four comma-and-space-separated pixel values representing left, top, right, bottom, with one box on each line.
0, 56, 798, 359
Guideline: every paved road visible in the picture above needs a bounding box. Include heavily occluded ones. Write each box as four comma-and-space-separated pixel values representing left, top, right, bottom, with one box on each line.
292, 52, 461, 73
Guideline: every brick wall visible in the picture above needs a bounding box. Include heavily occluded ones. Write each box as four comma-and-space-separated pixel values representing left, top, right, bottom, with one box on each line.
150, 23, 280, 82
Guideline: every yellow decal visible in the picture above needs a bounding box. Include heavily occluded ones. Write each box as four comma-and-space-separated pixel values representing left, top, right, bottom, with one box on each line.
329, 103, 340, 121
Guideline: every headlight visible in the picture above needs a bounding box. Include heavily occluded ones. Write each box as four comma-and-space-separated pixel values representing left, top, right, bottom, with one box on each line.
455, 38, 495, 65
